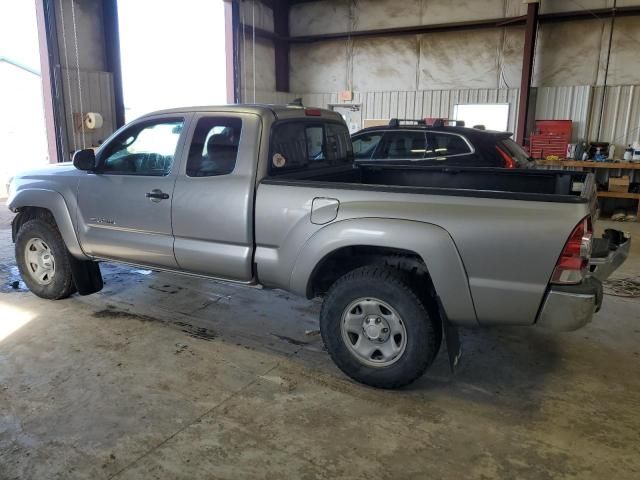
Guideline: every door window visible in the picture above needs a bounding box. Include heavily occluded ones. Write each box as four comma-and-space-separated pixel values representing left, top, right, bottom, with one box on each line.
352, 132, 383, 160
99, 119, 184, 175
373, 131, 427, 160
425, 132, 472, 158
186, 117, 242, 177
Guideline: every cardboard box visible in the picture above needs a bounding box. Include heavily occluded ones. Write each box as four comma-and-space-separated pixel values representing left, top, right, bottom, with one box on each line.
609, 175, 630, 193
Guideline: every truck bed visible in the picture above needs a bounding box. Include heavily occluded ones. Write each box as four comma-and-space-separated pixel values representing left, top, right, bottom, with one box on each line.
264, 164, 594, 204
257, 163, 597, 328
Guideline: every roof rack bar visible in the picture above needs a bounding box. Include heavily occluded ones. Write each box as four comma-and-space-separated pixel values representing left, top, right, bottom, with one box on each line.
389, 118, 427, 128
389, 118, 466, 128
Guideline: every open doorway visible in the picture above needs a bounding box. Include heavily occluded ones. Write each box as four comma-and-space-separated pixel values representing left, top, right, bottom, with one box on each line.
117, 0, 228, 122
0, 1, 48, 196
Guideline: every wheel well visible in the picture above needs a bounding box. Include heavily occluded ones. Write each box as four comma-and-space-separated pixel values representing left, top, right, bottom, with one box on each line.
11, 207, 56, 242
308, 245, 437, 299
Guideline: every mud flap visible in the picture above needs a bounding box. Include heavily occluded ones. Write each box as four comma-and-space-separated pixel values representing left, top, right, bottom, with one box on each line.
68, 254, 103, 295
443, 319, 462, 372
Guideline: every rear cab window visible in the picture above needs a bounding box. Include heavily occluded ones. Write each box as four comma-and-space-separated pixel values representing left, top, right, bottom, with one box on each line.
269, 120, 353, 175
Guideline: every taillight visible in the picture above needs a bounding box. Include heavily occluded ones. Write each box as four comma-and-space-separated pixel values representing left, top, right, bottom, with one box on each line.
305, 108, 321, 116
496, 145, 517, 168
551, 216, 593, 284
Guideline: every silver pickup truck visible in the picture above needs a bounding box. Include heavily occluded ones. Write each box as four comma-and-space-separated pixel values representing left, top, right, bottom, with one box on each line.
7, 105, 629, 388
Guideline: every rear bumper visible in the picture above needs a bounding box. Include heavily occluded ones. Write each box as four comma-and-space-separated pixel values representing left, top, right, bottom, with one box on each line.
536, 277, 603, 331
589, 229, 631, 282
537, 229, 630, 332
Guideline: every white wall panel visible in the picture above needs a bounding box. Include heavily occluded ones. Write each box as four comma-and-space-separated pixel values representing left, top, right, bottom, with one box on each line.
238, 37, 276, 102
351, 0, 421, 30
60, 68, 115, 152
290, 0, 527, 35
290, 40, 348, 93
353, 36, 419, 91
607, 16, 640, 85
289, 1, 640, 91
290, 0, 349, 36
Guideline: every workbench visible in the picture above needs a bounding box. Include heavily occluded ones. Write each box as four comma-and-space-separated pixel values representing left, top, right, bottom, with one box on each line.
536, 160, 640, 218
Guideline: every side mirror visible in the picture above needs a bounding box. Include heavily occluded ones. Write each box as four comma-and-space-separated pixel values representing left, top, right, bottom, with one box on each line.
72, 149, 97, 171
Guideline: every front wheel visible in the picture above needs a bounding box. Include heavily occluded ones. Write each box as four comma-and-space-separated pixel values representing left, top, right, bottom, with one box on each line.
320, 266, 440, 389
15, 218, 76, 300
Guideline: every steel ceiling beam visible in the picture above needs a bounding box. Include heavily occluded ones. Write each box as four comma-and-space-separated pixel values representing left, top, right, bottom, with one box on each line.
282, 6, 640, 43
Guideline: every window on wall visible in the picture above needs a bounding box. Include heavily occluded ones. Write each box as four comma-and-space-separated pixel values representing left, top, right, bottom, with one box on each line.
453, 104, 510, 132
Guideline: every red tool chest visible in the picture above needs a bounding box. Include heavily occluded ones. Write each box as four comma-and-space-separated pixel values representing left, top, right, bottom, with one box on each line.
528, 120, 572, 159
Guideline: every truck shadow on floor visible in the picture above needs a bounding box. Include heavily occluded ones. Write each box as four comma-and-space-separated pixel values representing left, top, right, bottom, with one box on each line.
416, 327, 564, 407
2, 260, 567, 410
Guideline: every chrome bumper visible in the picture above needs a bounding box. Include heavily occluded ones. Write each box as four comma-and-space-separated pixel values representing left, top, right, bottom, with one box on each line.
537, 277, 603, 331
537, 229, 630, 332
589, 232, 631, 282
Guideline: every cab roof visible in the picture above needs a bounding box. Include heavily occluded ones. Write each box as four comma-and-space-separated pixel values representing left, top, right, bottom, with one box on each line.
144, 104, 343, 122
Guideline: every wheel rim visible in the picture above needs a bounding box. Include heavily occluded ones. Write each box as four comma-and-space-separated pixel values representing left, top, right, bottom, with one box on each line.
24, 238, 56, 285
341, 297, 407, 368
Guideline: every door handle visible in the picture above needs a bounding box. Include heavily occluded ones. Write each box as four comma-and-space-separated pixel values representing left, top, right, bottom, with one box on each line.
146, 189, 170, 201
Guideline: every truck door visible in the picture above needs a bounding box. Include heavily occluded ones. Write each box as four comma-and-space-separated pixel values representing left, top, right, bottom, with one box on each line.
76, 115, 189, 268
171, 113, 260, 282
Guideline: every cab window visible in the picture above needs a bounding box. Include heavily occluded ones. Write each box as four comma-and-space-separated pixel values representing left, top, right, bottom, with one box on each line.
99, 119, 184, 176
186, 117, 242, 177
269, 121, 352, 174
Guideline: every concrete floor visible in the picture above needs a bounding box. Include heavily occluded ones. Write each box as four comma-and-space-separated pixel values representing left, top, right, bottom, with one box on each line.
1, 206, 639, 480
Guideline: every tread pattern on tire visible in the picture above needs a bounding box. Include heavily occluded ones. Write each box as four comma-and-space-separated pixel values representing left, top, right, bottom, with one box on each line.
320, 265, 439, 389
16, 218, 76, 300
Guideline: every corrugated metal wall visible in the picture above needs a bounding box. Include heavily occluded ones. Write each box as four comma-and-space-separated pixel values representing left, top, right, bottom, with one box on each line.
536, 84, 640, 150
60, 68, 116, 155
589, 85, 640, 150
300, 88, 520, 132
534, 85, 592, 142
243, 84, 640, 155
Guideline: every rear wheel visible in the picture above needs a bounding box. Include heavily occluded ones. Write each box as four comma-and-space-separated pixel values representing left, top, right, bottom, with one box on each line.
15, 219, 75, 300
320, 266, 440, 388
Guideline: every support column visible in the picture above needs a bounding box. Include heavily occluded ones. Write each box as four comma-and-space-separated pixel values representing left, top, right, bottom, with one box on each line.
36, 0, 71, 163
516, 1, 539, 146
103, 0, 125, 128
273, 0, 290, 92
224, 0, 239, 103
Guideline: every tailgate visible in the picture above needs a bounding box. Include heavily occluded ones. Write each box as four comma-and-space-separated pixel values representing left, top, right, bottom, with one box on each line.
578, 173, 599, 219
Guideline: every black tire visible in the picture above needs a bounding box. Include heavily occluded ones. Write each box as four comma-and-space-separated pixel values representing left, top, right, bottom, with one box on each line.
320, 266, 440, 389
15, 218, 76, 300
